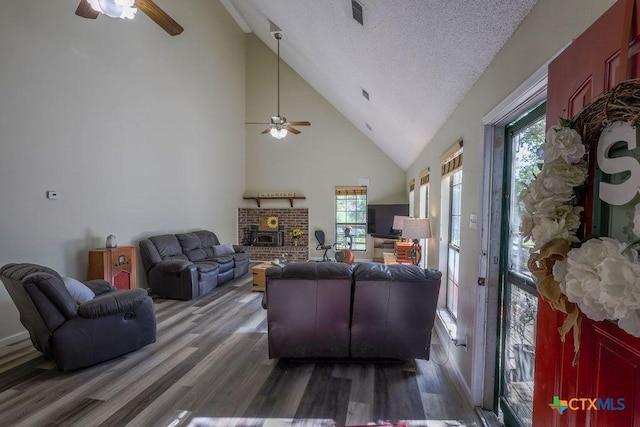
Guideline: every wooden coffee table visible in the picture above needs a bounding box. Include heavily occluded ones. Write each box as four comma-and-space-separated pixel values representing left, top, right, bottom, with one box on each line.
251, 262, 274, 292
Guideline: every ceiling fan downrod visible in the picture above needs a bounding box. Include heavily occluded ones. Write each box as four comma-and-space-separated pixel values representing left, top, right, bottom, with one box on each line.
275, 31, 282, 119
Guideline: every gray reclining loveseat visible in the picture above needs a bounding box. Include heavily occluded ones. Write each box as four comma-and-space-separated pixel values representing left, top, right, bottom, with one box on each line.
139, 230, 250, 300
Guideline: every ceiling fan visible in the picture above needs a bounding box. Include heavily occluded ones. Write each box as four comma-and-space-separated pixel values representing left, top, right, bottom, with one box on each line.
75, 0, 184, 36
246, 32, 311, 139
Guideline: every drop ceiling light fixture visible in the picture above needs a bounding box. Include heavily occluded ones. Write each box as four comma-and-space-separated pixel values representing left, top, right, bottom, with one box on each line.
88, 0, 137, 19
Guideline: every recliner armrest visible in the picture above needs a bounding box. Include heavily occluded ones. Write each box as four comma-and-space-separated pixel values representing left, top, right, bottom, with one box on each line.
233, 245, 246, 253
84, 279, 117, 296
155, 259, 193, 273
78, 288, 150, 318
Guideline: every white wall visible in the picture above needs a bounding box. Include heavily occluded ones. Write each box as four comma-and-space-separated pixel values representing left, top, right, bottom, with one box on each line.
406, 0, 616, 398
0, 0, 246, 342
244, 34, 406, 259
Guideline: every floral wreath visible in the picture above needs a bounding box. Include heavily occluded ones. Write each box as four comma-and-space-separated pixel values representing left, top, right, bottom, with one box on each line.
521, 79, 640, 364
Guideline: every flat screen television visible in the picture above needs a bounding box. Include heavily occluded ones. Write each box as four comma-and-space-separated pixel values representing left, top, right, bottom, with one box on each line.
367, 203, 409, 238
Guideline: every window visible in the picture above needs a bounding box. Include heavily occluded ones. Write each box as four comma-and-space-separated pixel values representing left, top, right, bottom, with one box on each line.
447, 170, 462, 318
439, 141, 463, 319
335, 186, 367, 251
409, 179, 415, 218
419, 169, 430, 268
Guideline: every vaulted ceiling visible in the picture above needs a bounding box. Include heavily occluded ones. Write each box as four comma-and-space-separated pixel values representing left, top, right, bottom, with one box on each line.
222, 0, 538, 170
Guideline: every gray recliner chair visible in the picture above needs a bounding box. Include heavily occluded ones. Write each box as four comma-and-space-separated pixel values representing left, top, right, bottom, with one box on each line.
0, 263, 156, 371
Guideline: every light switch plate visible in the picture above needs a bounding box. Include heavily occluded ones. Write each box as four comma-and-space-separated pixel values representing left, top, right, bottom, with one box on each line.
469, 213, 477, 230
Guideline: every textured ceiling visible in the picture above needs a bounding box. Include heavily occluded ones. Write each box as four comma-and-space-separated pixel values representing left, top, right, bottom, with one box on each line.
223, 0, 538, 170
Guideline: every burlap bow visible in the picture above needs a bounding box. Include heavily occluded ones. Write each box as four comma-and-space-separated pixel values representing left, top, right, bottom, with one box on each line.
528, 238, 582, 365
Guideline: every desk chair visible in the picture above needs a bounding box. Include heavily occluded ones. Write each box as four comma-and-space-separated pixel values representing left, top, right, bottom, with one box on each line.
315, 230, 334, 261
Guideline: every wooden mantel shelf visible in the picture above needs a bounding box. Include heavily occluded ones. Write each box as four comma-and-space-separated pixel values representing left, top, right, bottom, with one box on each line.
243, 196, 306, 207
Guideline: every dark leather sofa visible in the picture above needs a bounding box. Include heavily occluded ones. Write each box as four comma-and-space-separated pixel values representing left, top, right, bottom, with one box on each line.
139, 230, 249, 300
0, 263, 156, 371
265, 262, 441, 360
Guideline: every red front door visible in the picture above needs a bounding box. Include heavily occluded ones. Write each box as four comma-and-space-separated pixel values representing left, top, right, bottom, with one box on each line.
535, 1, 640, 425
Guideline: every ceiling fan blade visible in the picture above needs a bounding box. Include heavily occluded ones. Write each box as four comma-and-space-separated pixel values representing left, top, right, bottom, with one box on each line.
287, 121, 311, 126
135, 0, 184, 36
245, 122, 270, 125
285, 126, 301, 135
261, 128, 271, 134
75, 0, 99, 19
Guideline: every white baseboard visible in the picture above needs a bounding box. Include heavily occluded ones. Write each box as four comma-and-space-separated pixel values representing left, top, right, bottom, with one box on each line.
0, 330, 29, 347
434, 314, 474, 407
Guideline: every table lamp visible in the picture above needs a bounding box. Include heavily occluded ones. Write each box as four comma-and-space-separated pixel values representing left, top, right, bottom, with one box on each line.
401, 218, 432, 265
392, 215, 411, 239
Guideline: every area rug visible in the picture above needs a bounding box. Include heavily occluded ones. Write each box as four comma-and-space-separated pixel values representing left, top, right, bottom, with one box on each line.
188, 418, 472, 427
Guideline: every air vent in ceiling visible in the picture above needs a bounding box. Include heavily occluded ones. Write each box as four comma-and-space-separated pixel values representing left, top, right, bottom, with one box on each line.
361, 88, 370, 100
365, 123, 372, 131
351, 1, 364, 26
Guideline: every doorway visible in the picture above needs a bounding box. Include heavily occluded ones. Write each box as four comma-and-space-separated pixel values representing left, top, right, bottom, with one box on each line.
497, 102, 546, 427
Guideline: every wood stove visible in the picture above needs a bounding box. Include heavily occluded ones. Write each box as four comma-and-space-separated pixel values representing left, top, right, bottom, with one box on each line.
250, 225, 284, 247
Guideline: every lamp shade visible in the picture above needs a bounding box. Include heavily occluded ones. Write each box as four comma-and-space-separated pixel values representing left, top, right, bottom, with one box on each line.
392, 215, 411, 231
402, 218, 432, 240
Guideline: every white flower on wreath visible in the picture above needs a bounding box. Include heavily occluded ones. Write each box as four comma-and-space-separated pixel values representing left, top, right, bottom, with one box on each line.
541, 159, 588, 191
553, 237, 640, 337
544, 126, 586, 163
531, 218, 572, 249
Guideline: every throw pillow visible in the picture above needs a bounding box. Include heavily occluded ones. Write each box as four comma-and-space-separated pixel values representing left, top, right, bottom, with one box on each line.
212, 243, 236, 256
62, 276, 95, 304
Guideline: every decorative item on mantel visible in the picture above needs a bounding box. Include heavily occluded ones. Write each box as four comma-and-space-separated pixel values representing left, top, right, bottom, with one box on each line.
105, 234, 117, 248
243, 192, 306, 207
290, 227, 303, 246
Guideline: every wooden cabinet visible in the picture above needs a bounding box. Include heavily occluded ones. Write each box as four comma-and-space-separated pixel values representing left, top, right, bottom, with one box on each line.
394, 242, 416, 264
251, 262, 273, 292
88, 246, 137, 290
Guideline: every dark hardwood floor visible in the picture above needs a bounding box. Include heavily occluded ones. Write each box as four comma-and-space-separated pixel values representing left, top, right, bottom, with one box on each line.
0, 271, 483, 427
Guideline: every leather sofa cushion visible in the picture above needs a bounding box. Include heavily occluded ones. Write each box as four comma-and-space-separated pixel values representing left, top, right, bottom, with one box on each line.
207, 257, 233, 271
1, 263, 62, 282
353, 262, 427, 281
267, 262, 352, 280
78, 288, 149, 318
149, 235, 186, 260
212, 244, 235, 256
176, 233, 208, 262
193, 230, 221, 258
232, 251, 249, 262
193, 261, 219, 274
156, 259, 192, 273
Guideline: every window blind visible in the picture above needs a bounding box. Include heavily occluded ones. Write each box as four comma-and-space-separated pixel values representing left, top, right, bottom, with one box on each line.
335, 186, 367, 195
440, 140, 463, 177
419, 168, 430, 185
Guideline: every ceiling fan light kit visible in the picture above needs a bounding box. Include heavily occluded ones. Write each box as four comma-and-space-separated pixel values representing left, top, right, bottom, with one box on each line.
270, 128, 288, 139
89, 0, 137, 19
245, 31, 311, 140
76, 0, 184, 36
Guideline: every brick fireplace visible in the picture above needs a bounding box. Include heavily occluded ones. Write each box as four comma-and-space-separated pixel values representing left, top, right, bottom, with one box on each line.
238, 208, 309, 262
